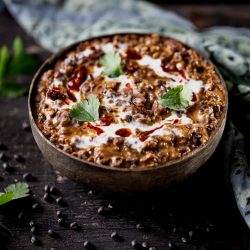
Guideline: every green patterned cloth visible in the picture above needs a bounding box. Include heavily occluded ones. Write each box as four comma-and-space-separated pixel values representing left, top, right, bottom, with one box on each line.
3, 0, 250, 229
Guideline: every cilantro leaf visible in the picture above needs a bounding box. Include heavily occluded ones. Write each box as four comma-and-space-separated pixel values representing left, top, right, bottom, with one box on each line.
70, 94, 100, 122
13, 37, 23, 59
0, 192, 14, 206
159, 85, 192, 111
0, 36, 39, 98
0, 182, 29, 206
9, 37, 39, 76
99, 51, 123, 77
0, 46, 10, 82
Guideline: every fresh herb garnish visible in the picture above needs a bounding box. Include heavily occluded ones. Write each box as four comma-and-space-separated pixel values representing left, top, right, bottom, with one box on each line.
0, 182, 30, 206
99, 51, 123, 78
0, 37, 39, 97
0, 182, 30, 236
159, 85, 192, 111
69, 94, 100, 122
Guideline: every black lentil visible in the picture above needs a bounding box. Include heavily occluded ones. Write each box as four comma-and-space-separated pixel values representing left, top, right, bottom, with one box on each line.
70, 222, 79, 230
31, 226, 37, 234
83, 240, 94, 249
136, 223, 146, 231
32, 203, 40, 211
0, 153, 9, 162
56, 210, 66, 218
48, 229, 57, 238
23, 173, 35, 182
50, 185, 60, 195
107, 203, 113, 210
188, 230, 194, 239
29, 220, 35, 227
2, 162, 13, 172
18, 212, 25, 221
181, 237, 187, 243
43, 193, 53, 202
30, 236, 39, 245
14, 154, 25, 162
131, 240, 140, 249
97, 206, 107, 215
44, 185, 50, 193
168, 242, 173, 249
110, 231, 121, 241
56, 197, 66, 206
135, 78, 142, 83
142, 241, 150, 248
22, 121, 31, 132
57, 218, 65, 226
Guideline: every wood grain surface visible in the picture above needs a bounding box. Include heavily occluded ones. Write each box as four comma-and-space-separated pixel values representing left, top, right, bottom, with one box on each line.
0, 4, 250, 250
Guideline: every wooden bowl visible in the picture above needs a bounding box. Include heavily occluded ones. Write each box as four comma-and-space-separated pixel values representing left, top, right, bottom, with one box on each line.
28, 34, 228, 193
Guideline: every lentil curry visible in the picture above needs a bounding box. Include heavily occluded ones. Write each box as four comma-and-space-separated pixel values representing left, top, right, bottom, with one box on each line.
35, 34, 226, 168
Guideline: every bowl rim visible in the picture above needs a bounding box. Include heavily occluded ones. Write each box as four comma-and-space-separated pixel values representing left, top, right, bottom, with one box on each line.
28, 32, 228, 173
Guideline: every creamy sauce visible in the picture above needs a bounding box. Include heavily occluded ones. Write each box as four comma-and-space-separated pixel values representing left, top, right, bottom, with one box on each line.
72, 111, 192, 150
138, 55, 203, 94
42, 41, 213, 152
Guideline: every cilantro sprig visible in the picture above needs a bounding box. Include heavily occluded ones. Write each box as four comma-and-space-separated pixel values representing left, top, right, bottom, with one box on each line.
99, 51, 123, 78
0, 182, 30, 206
159, 85, 192, 111
70, 94, 100, 122
0, 182, 30, 236
0, 37, 39, 97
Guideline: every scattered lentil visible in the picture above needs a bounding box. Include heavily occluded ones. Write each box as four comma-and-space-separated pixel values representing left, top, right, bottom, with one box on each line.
43, 193, 53, 202
23, 173, 35, 182
2, 162, 13, 172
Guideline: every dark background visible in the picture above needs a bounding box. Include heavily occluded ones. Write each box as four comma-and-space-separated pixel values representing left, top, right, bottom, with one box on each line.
0, 2, 250, 250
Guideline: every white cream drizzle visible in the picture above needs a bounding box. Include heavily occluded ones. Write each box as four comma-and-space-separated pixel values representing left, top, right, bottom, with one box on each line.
100, 42, 127, 55
45, 43, 208, 151
137, 55, 203, 94
73, 111, 191, 150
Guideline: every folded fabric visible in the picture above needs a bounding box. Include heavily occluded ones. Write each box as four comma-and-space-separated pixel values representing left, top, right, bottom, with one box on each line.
3, 0, 250, 229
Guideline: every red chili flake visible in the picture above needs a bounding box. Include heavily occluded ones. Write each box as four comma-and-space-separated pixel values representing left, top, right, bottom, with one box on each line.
161, 64, 187, 80
161, 65, 172, 73
67, 90, 77, 102
87, 123, 104, 135
115, 128, 132, 137
192, 92, 197, 102
125, 83, 131, 89
179, 69, 187, 80
138, 125, 164, 142
173, 119, 179, 124
126, 50, 142, 60
48, 87, 66, 101
68, 65, 88, 91
97, 115, 113, 126
139, 134, 148, 142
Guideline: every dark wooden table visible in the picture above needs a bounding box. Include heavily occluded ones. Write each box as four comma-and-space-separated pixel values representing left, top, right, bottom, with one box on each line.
1, 4, 250, 250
